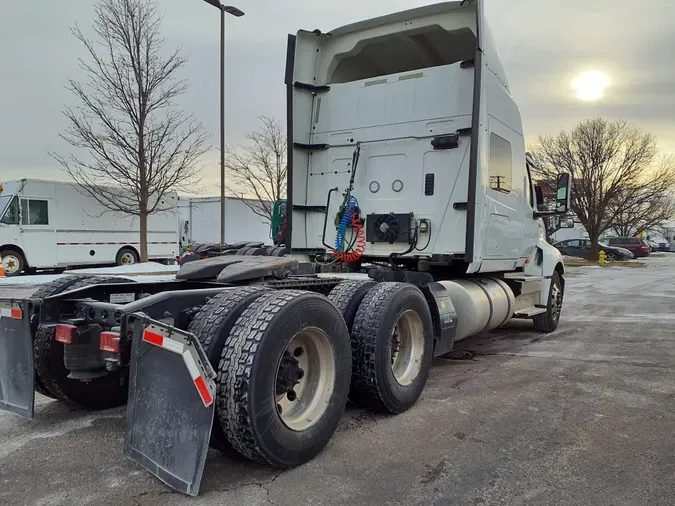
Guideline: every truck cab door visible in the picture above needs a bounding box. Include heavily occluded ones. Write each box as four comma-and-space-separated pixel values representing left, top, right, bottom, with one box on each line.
18, 198, 57, 269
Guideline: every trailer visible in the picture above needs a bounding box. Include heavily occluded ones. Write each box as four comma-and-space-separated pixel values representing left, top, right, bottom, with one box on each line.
0, 1, 572, 497
0, 179, 180, 276
178, 196, 273, 248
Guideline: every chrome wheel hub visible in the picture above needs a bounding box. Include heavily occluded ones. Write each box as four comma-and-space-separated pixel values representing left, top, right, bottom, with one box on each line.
275, 328, 336, 432
390, 310, 425, 387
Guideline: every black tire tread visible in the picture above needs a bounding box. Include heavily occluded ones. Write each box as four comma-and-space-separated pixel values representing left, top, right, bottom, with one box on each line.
350, 282, 432, 414
34, 276, 131, 409
187, 286, 270, 452
218, 290, 323, 466
188, 286, 270, 354
32, 276, 89, 299
328, 280, 376, 332
533, 271, 563, 333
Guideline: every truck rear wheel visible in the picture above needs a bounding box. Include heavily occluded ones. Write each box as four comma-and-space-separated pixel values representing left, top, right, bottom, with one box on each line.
350, 283, 434, 414
30, 275, 100, 399
328, 280, 376, 333
217, 290, 351, 467
187, 286, 270, 452
34, 276, 132, 410
533, 271, 563, 333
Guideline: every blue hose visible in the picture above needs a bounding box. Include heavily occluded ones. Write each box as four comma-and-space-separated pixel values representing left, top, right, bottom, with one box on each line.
335, 195, 359, 252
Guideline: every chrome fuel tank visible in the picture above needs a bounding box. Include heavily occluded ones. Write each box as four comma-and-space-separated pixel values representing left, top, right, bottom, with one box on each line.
437, 278, 514, 341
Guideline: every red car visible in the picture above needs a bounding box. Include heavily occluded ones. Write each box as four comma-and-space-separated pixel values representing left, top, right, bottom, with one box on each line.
607, 237, 650, 258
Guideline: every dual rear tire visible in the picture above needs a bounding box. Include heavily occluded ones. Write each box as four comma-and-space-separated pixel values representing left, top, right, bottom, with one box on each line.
329, 281, 434, 414
189, 288, 352, 467
178, 280, 435, 469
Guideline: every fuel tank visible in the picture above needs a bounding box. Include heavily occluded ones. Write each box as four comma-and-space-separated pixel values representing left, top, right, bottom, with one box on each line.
437, 278, 514, 341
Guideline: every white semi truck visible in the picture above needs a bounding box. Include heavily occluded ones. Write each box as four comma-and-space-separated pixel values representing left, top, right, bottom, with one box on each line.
0, 1, 571, 497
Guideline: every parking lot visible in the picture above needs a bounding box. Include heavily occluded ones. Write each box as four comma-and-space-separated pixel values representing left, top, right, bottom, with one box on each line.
1, 256, 674, 506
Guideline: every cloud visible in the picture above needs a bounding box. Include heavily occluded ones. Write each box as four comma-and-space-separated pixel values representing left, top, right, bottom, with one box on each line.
2, 0, 675, 189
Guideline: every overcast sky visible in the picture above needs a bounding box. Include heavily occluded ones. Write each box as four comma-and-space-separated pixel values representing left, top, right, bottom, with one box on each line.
2, 0, 674, 193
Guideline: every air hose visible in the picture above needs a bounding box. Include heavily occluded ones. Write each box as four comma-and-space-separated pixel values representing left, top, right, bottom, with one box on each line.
335, 195, 358, 252
333, 195, 366, 263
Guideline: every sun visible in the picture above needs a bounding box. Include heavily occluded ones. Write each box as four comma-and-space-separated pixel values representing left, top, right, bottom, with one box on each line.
572, 71, 609, 101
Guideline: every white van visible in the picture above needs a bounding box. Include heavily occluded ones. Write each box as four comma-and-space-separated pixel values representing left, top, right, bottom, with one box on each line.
0, 179, 180, 276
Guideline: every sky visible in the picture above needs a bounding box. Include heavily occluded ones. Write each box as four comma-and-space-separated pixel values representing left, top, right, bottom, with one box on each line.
2, 0, 675, 195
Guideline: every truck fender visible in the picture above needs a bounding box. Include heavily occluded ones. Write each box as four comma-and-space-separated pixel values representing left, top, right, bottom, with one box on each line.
422, 283, 459, 358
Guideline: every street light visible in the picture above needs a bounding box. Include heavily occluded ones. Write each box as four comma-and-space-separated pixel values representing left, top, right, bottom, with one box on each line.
201, 1, 244, 245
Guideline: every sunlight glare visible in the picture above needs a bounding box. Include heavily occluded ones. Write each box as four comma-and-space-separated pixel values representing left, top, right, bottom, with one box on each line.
572, 71, 609, 101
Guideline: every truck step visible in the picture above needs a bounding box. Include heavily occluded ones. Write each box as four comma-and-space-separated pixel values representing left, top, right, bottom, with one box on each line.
513, 306, 547, 318
502, 273, 545, 282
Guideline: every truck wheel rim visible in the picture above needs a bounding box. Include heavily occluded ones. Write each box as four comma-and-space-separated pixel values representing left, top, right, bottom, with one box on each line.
121, 252, 136, 264
3, 254, 20, 274
275, 327, 336, 432
551, 283, 563, 321
391, 310, 425, 387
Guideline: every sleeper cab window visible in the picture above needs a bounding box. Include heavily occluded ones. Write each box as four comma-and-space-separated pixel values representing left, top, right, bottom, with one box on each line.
489, 133, 512, 194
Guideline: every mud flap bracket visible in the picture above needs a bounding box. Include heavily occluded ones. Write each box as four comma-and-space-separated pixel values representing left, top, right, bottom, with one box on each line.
124, 313, 217, 496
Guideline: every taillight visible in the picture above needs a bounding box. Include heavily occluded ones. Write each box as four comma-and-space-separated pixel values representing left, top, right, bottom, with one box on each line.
55, 324, 78, 344
100, 331, 121, 353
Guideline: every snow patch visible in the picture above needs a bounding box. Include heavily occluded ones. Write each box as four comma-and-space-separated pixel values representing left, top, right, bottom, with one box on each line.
69, 262, 178, 275
0, 413, 123, 461
0, 262, 178, 286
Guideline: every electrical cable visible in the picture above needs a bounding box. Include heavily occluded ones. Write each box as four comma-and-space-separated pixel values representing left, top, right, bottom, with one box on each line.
415, 222, 432, 252
389, 226, 419, 264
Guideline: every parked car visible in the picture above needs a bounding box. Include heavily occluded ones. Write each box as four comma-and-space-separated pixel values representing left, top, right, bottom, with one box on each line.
645, 240, 656, 252
554, 239, 633, 261
655, 241, 671, 252
606, 237, 651, 258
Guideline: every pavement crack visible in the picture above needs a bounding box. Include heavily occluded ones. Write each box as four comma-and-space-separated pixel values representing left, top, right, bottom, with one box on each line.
213, 470, 283, 494
130, 489, 174, 506
475, 351, 671, 370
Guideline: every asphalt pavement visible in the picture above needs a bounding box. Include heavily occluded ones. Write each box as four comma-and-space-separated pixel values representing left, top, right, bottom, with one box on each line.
1, 257, 674, 506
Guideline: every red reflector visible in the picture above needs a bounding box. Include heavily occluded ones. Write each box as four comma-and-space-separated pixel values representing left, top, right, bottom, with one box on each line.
10, 308, 22, 319
142, 330, 164, 347
194, 376, 213, 407
55, 324, 78, 344
100, 331, 120, 353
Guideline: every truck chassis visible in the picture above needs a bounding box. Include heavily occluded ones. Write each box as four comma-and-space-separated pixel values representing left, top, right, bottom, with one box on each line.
0, 254, 563, 495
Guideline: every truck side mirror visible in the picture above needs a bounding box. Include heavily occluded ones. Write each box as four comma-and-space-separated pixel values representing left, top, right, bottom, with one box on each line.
556, 173, 572, 214
555, 216, 574, 229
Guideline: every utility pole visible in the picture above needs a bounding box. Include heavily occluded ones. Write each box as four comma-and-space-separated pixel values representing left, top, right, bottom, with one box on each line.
200, 1, 244, 244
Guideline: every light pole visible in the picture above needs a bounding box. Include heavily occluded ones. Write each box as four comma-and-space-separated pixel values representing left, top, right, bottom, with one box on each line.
201, 1, 244, 245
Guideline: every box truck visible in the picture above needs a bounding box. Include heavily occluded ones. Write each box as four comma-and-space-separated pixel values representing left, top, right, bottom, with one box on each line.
0, 179, 179, 275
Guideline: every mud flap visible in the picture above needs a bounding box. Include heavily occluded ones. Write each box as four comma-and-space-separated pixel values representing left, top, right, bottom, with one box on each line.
124, 314, 217, 496
0, 300, 35, 419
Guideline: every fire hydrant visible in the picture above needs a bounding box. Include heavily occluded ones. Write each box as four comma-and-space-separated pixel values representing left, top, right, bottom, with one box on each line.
598, 250, 607, 265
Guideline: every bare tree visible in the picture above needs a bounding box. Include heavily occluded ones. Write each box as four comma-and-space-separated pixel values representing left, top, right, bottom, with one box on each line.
531, 118, 675, 259
609, 166, 675, 237
224, 116, 287, 225
50, 0, 209, 262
